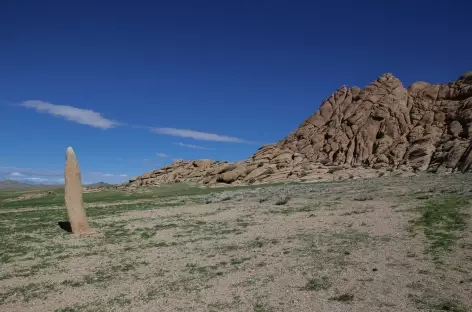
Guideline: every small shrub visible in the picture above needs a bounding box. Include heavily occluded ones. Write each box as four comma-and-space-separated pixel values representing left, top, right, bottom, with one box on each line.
354, 195, 373, 201
275, 195, 291, 205
300, 277, 331, 291
259, 197, 269, 203
460, 71, 472, 81
253, 302, 272, 312
329, 293, 354, 302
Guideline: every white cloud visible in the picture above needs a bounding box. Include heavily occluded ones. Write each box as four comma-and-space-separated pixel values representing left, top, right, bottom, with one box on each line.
9, 172, 25, 177
119, 174, 128, 177
0, 166, 62, 177
87, 172, 116, 178
151, 127, 249, 143
28, 177, 49, 182
156, 153, 168, 158
173, 142, 212, 150
20, 100, 120, 129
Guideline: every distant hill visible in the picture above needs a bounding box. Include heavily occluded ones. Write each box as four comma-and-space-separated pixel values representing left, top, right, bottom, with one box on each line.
0, 179, 26, 189
0, 179, 61, 191
85, 181, 114, 188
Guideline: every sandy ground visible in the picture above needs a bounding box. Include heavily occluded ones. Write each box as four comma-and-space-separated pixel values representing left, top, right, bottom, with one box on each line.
0, 173, 471, 312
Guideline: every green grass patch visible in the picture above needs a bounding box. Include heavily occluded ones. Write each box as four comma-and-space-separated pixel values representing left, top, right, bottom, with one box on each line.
410, 294, 468, 312
253, 301, 273, 312
300, 276, 331, 291
0, 282, 56, 304
329, 293, 354, 303
415, 195, 469, 257
230, 257, 251, 265
0, 181, 301, 210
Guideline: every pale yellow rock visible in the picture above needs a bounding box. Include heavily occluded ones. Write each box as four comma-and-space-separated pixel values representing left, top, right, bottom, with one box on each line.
64, 147, 96, 235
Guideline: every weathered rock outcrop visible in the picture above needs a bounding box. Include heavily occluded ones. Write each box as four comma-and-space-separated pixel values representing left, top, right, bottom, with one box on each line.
125, 72, 472, 188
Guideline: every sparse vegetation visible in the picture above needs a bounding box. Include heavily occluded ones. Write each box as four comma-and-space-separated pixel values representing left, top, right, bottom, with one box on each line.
300, 276, 331, 291
259, 196, 269, 203
253, 301, 272, 312
460, 71, 472, 80
329, 293, 354, 302
415, 195, 469, 258
410, 294, 468, 312
353, 194, 373, 201
230, 257, 251, 265
1, 174, 472, 311
275, 195, 291, 205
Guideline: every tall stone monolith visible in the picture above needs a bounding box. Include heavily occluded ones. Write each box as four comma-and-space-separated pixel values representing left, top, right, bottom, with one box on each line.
64, 147, 95, 235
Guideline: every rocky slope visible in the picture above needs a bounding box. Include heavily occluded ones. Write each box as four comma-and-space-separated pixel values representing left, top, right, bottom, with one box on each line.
125, 72, 472, 188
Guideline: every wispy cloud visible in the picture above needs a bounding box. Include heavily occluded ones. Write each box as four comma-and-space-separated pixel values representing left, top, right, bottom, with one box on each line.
20, 100, 120, 129
0, 166, 62, 177
88, 172, 115, 177
27, 177, 50, 183
156, 153, 168, 158
151, 127, 249, 143
9, 172, 25, 177
119, 174, 128, 177
173, 142, 212, 150
17, 101, 256, 146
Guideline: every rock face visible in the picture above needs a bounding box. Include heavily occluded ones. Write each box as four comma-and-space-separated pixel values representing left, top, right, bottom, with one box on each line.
126, 72, 472, 188
64, 147, 95, 235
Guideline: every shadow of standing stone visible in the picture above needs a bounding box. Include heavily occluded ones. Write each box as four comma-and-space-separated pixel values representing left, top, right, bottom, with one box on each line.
58, 221, 72, 233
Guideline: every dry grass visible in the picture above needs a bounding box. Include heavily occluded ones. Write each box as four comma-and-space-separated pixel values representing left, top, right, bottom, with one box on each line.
0, 173, 471, 311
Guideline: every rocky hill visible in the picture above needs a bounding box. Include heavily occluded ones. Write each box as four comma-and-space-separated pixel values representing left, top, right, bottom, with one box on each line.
125, 72, 472, 188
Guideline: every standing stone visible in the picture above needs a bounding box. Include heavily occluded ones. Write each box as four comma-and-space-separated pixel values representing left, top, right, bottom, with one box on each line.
64, 147, 95, 235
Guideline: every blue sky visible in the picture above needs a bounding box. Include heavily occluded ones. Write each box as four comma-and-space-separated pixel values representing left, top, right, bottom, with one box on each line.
1, 0, 471, 184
